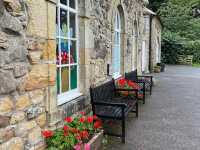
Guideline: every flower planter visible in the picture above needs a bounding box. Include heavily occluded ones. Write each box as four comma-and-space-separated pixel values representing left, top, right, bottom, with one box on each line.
154, 66, 161, 73
74, 130, 104, 150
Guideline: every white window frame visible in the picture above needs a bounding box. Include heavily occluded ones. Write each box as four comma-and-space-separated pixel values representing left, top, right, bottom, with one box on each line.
112, 10, 121, 79
56, 0, 82, 105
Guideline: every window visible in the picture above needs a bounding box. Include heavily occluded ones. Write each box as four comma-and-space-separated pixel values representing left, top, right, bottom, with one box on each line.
112, 10, 121, 78
56, 0, 81, 105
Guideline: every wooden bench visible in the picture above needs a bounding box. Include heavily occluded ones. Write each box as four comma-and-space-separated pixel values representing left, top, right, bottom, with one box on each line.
125, 70, 153, 100
90, 79, 138, 143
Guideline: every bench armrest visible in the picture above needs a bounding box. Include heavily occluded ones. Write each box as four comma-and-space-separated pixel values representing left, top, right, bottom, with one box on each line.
137, 75, 153, 79
93, 101, 127, 108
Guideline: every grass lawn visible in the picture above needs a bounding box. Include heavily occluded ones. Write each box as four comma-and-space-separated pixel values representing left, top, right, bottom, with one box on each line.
192, 63, 200, 67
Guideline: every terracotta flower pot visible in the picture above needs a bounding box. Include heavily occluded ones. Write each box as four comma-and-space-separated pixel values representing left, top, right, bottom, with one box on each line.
74, 130, 104, 150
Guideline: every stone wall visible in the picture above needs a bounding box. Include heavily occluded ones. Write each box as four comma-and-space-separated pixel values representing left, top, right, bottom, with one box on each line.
151, 16, 162, 69
0, 0, 55, 149
85, 0, 145, 84
0, 0, 146, 149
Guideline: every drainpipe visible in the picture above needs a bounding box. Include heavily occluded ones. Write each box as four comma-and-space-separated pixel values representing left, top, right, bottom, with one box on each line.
149, 15, 153, 72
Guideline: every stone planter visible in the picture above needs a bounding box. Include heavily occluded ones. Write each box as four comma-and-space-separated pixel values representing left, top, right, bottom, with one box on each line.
74, 130, 104, 150
154, 66, 161, 73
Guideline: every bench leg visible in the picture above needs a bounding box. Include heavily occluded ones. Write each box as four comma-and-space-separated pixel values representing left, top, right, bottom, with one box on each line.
143, 87, 146, 104
150, 78, 153, 95
150, 85, 152, 95
122, 118, 125, 143
136, 102, 138, 118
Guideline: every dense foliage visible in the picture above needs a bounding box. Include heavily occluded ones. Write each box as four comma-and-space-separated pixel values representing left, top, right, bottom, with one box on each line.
149, 0, 200, 64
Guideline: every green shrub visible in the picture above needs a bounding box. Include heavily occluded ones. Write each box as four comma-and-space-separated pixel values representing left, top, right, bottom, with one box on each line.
161, 31, 200, 64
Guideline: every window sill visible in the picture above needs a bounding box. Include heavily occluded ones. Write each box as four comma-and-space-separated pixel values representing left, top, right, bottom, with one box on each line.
57, 91, 83, 106
113, 74, 122, 79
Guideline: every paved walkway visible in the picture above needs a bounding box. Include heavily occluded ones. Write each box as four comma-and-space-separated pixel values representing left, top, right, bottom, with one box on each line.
106, 65, 200, 150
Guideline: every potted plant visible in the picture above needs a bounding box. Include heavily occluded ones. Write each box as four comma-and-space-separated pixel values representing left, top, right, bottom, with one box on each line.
115, 78, 144, 99
42, 112, 103, 150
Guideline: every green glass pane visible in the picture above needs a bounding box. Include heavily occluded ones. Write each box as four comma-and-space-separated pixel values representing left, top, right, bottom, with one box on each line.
69, 40, 77, 63
56, 68, 60, 94
70, 65, 77, 90
61, 67, 69, 93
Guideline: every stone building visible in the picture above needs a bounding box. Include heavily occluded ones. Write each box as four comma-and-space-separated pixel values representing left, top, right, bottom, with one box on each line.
0, 0, 156, 149
142, 7, 162, 73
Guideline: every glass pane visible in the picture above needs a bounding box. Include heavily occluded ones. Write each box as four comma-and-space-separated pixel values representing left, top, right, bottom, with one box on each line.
60, 0, 67, 5
69, 0, 75, 9
69, 12, 76, 38
61, 67, 69, 93
60, 9, 68, 37
117, 14, 120, 29
69, 40, 76, 63
115, 32, 120, 44
61, 39, 69, 64
56, 39, 60, 65
70, 65, 77, 89
112, 45, 120, 74
57, 68, 60, 94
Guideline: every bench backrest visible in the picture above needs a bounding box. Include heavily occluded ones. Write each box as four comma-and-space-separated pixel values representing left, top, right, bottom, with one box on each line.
90, 79, 115, 103
125, 70, 137, 81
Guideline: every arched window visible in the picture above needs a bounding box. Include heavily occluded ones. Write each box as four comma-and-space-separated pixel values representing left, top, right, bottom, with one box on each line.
112, 9, 121, 78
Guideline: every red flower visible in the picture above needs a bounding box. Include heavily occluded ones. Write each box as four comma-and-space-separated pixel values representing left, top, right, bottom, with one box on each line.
64, 131, 68, 137
127, 80, 134, 87
64, 117, 73, 123
63, 125, 69, 131
75, 134, 81, 141
80, 130, 89, 139
79, 117, 85, 123
93, 115, 98, 120
41, 130, 54, 138
87, 116, 93, 123
80, 111, 85, 115
94, 121, 102, 129
127, 80, 140, 90
118, 78, 127, 87
70, 128, 79, 133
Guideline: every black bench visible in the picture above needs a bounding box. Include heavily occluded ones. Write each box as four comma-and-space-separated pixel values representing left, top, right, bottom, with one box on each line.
125, 70, 153, 98
90, 79, 138, 143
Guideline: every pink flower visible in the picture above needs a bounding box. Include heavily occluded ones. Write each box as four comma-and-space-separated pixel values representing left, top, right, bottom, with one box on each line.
84, 144, 91, 150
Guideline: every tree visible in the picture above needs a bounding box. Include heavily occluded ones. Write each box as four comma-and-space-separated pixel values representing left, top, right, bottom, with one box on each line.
150, 0, 200, 64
